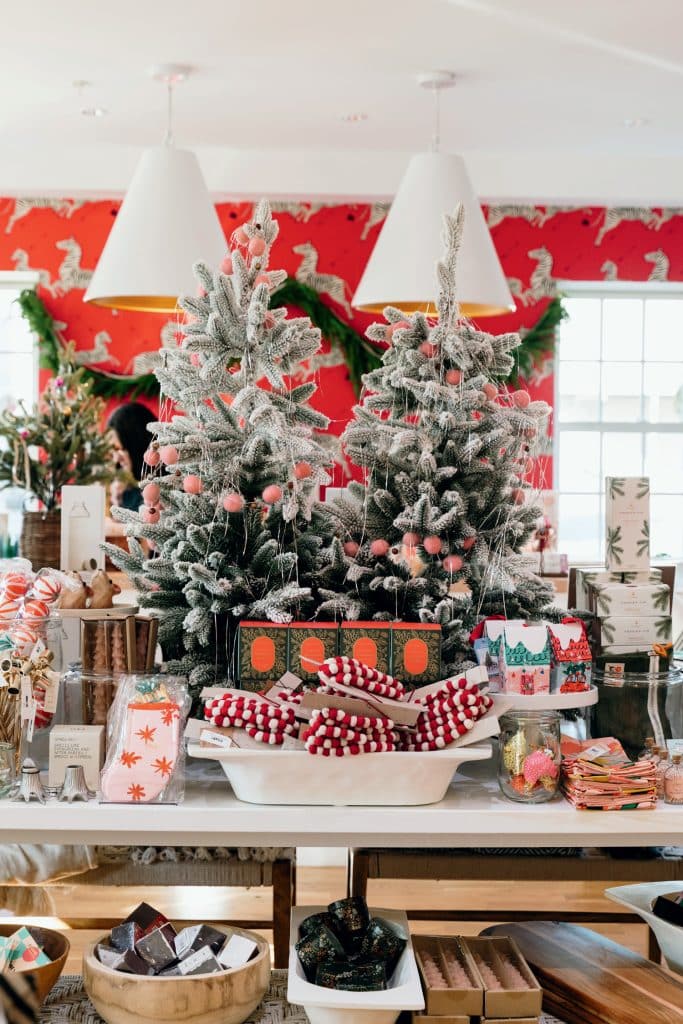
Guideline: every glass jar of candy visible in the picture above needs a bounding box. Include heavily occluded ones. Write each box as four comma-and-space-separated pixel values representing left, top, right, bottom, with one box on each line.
0, 741, 16, 796
498, 710, 561, 803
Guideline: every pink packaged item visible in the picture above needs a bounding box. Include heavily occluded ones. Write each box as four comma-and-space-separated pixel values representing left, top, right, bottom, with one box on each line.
100, 675, 190, 804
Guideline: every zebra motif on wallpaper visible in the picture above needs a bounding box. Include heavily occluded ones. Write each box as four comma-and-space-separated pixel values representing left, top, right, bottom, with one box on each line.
521, 247, 558, 304
506, 277, 530, 308
644, 249, 670, 281
11, 249, 56, 295
292, 242, 352, 315
360, 202, 391, 240
601, 260, 619, 281
4, 198, 83, 234
54, 238, 93, 293
72, 331, 118, 367
268, 202, 325, 222
595, 207, 662, 245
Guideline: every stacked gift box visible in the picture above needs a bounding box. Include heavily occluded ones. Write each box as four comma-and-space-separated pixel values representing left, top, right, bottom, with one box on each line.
238, 620, 442, 690
573, 478, 673, 676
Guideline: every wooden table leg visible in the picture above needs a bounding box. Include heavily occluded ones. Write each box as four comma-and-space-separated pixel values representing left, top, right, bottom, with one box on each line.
272, 858, 293, 970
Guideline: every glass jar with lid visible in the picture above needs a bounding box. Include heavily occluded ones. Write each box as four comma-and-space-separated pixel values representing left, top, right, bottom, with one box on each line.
498, 710, 561, 803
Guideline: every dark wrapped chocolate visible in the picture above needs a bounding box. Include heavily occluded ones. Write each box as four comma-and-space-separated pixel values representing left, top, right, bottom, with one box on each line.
123, 902, 168, 938
360, 917, 406, 975
329, 897, 370, 953
174, 924, 225, 958
111, 921, 141, 952
117, 949, 153, 975
653, 890, 683, 928
295, 926, 346, 982
299, 912, 340, 942
135, 927, 177, 972
315, 959, 387, 991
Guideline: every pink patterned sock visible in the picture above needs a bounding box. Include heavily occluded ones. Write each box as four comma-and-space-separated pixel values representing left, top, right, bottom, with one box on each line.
101, 701, 180, 803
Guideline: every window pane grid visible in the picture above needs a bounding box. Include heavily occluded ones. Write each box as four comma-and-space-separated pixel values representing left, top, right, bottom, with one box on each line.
557, 289, 683, 561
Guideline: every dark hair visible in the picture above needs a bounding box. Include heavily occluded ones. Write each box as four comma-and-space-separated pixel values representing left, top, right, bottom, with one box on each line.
107, 402, 156, 482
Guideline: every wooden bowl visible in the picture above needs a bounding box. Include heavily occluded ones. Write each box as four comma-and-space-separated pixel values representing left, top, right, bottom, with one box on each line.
0, 924, 69, 1003
83, 925, 271, 1024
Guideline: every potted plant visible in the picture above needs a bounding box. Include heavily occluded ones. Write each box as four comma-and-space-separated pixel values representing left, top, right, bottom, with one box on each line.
0, 351, 113, 568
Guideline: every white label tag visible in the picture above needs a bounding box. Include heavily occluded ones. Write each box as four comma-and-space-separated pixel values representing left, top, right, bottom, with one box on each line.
25, 698, 37, 742
199, 729, 234, 749
41, 671, 59, 714
20, 675, 32, 720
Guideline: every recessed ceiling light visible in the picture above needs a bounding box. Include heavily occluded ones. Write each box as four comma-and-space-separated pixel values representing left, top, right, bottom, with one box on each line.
623, 117, 650, 128
81, 106, 108, 117
339, 112, 368, 123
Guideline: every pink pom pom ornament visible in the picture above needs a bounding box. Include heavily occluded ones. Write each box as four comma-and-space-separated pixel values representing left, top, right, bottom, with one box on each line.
220, 255, 233, 275
255, 274, 270, 287
402, 531, 420, 547
343, 541, 359, 557
419, 341, 438, 358
234, 227, 249, 245
143, 448, 160, 467
443, 554, 463, 573
513, 390, 531, 409
483, 382, 498, 400
370, 539, 390, 558
386, 320, 410, 341
262, 484, 282, 504
142, 506, 160, 525
222, 492, 244, 513
160, 445, 179, 466
183, 475, 202, 495
142, 482, 161, 506
446, 369, 462, 385
423, 535, 443, 555
248, 237, 266, 257
294, 461, 313, 480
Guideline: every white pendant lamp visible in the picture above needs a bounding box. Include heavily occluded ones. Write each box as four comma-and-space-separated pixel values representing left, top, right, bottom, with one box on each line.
353, 72, 514, 318
85, 65, 226, 313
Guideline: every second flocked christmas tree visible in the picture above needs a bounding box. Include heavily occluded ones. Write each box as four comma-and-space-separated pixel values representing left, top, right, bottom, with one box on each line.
108, 201, 336, 691
330, 205, 556, 673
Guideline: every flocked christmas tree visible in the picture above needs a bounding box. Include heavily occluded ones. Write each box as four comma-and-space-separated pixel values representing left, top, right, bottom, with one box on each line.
107, 200, 337, 691
328, 205, 556, 673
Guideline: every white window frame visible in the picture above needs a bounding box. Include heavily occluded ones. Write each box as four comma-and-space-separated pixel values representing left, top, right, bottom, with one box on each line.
0, 271, 41, 407
553, 280, 683, 562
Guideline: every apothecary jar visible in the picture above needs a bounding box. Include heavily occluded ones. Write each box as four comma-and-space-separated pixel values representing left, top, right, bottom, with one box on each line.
498, 710, 561, 803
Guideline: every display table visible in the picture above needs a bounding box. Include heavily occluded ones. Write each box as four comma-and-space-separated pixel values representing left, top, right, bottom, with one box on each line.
3, 760, 682, 847
39, 971, 570, 1024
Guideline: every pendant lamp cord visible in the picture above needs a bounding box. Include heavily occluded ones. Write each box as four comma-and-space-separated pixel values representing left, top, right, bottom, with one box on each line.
164, 80, 174, 146
431, 86, 441, 153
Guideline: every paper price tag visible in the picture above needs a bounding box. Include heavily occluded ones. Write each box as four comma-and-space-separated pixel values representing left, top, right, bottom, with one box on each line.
41, 670, 60, 714
20, 675, 32, 720
25, 698, 37, 743
199, 729, 234, 749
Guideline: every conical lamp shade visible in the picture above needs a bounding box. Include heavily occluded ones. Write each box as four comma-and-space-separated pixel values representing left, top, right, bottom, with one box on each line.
353, 152, 514, 317
84, 146, 226, 313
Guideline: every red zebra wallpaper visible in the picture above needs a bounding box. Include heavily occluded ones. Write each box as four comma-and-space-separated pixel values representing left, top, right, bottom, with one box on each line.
1, 197, 682, 489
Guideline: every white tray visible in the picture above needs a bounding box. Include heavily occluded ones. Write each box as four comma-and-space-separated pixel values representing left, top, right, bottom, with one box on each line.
288, 905, 424, 1024
494, 685, 599, 711
605, 882, 683, 975
187, 741, 492, 806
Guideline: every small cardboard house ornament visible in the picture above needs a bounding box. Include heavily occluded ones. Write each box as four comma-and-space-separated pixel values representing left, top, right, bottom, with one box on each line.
547, 621, 592, 693
498, 625, 551, 695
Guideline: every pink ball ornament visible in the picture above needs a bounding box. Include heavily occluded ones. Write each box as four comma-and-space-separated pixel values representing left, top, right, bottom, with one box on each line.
462, 536, 476, 552
190, 352, 202, 367
196, 285, 207, 298
443, 554, 463, 573
143, 448, 160, 467
294, 461, 313, 480
142, 482, 161, 506
343, 541, 359, 557
183, 475, 202, 495
222, 492, 244, 513
160, 445, 179, 466
423, 535, 443, 555
513, 390, 531, 409
262, 484, 282, 504
370, 539, 390, 558
255, 274, 270, 287
386, 319, 410, 340
402, 531, 420, 547
234, 227, 249, 245
142, 505, 160, 524
446, 369, 463, 385
483, 382, 498, 400
220, 255, 233, 275
248, 236, 266, 257
419, 341, 438, 358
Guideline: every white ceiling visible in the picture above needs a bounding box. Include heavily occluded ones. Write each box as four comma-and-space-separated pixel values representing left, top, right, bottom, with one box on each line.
2, 0, 683, 202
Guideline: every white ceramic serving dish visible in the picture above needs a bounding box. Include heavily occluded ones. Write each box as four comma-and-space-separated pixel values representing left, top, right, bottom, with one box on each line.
288, 906, 423, 1024
188, 741, 491, 806
605, 881, 683, 975
495, 685, 599, 711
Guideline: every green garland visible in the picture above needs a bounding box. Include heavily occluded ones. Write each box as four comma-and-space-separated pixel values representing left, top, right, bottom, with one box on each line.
17, 284, 563, 400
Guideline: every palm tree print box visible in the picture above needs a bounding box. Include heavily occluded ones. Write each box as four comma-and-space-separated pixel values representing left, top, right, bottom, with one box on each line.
605, 477, 650, 572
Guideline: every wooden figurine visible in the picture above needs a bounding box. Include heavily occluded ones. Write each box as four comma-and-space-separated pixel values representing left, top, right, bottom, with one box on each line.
89, 570, 121, 610
57, 571, 92, 610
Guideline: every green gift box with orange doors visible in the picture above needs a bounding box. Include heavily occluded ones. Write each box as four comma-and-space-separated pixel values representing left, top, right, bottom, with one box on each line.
238, 620, 441, 690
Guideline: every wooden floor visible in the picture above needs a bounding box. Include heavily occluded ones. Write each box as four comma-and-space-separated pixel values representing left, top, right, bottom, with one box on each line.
0, 868, 653, 974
